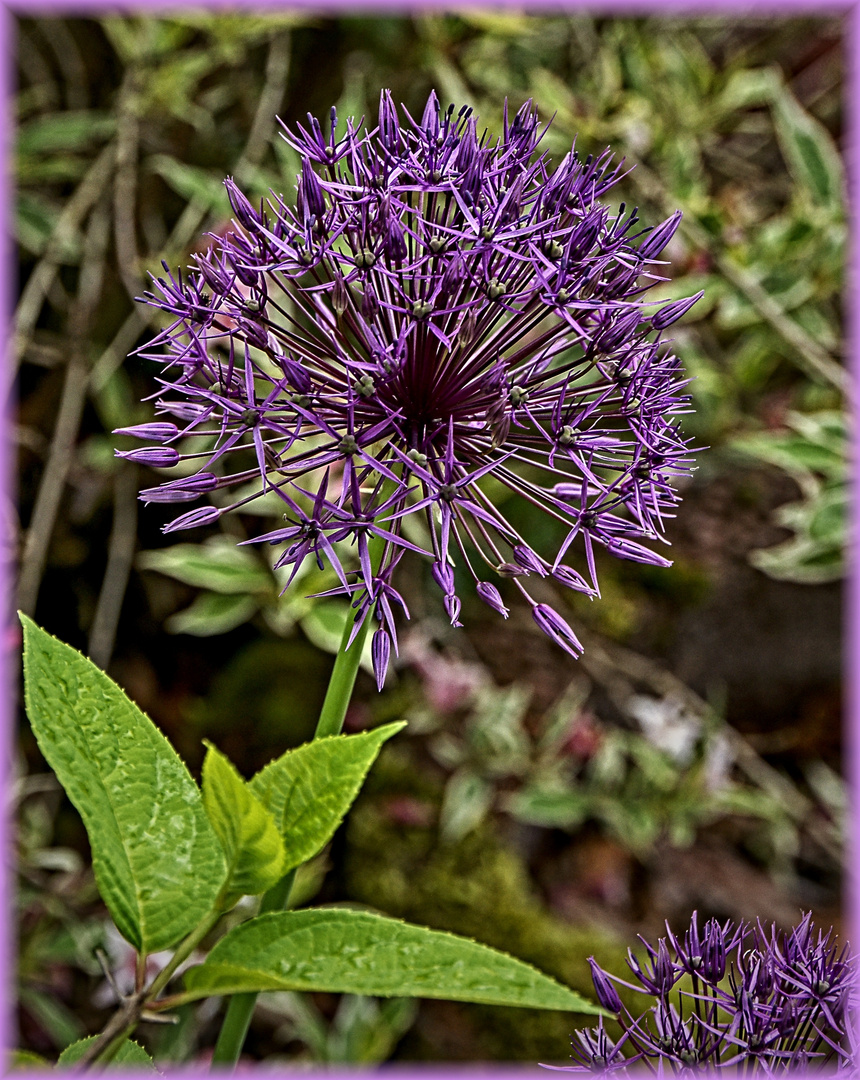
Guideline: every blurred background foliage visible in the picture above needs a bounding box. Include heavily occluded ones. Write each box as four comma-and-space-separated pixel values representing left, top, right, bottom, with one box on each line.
14, 12, 845, 1066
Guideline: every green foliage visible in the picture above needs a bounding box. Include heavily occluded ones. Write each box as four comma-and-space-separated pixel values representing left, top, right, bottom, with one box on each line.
57, 1036, 156, 1070
17, 111, 116, 156
164, 592, 260, 636
249, 722, 405, 872
20, 616, 226, 954
509, 718, 802, 860
138, 538, 372, 666
201, 743, 286, 905
773, 83, 845, 211
409, 672, 806, 862
19, 619, 600, 1063
184, 908, 601, 1014
138, 538, 272, 595
732, 411, 847, 582
265, 992, 418, 1064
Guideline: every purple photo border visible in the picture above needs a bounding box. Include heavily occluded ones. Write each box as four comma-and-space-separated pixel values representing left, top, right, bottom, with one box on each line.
1, 2, 854, 1076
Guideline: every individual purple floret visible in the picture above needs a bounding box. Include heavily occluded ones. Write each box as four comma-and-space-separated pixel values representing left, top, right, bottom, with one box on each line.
551, 911, 856, 1074
119, 90, 699, 688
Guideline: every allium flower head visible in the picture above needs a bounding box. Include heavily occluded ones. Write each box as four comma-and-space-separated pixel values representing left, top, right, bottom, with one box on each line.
552, 911, 857, 1075
119, 90, 699, 686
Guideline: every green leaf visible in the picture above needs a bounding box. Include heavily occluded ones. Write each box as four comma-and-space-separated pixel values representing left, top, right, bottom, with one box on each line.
773, 85, 845, 210
18, 987, 83, 1049
201, 742, 286, 904
165, 592, 260, 636
716, 65, 780, 113
138, 540, 272, 594
16, 194, 79, 261
9, 1050, 50, 1070
731, 433, 843, 478
148, 154, 230, 212
18, 111, 116, 155
20, 616, 226, 953
183, 908, 602, 1014
750, 536, 843, 584
505, 786, 588, 830
300, 601, 374, 672
439, 769, 493, 843
56, 1036, 157, 1070
249, 723, 405, 873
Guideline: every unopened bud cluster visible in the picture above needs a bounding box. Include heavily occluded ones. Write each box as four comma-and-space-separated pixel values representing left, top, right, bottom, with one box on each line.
554, 912, 856, 1075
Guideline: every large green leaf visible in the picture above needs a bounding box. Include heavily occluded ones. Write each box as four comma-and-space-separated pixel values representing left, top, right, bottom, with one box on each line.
183, 908, 602, 1014
201, 742, 286, 904
56, 1036, 156, 1070
20, 616, 226, 954
249, 723, 405, 872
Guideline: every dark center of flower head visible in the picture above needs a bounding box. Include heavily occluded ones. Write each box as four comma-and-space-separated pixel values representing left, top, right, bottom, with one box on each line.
438, 483, 457, 501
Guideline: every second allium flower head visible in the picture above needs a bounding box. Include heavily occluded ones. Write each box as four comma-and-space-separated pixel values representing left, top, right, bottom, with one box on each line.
119, 90, 699, 687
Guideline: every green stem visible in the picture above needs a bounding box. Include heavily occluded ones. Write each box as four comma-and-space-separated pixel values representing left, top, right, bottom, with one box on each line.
211, 532, 385, 1069
210, 870, 296, 1067
149, 908, 224, 1001
315, 603, 373, 738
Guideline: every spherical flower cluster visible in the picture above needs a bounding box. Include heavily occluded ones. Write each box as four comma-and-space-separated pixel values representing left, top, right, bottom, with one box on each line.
118, 90, 699, 687
549, 911, 856, 1074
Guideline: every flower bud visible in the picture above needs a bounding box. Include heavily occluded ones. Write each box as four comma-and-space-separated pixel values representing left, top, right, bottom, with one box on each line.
432, 560, 455, 596
117, 446, 180, 467
372, 628, 391, 691
588, 958, 623, 1014
638, 210, 682, 260
476, 581, 508, 617
652, 291, 703, 331
532, 604, 582, 658
113, 423, 179, 442
162, 505, 222, 532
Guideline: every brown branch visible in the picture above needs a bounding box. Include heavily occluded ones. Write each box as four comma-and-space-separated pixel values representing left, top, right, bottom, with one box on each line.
113, 70, 143, 303
88, 462, 139, 669
11, 142, 116, 383
17, 202, 112, 616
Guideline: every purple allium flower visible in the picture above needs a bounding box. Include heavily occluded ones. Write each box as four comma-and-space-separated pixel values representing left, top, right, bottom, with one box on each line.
120, 91, 697, 687
550, 911, 857, 1075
